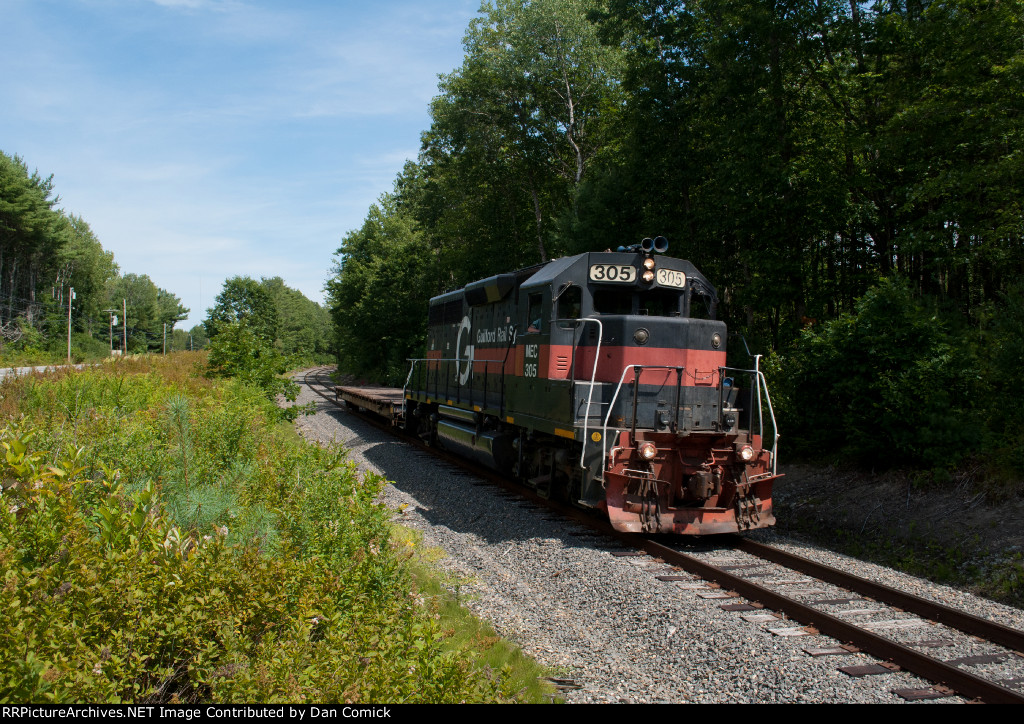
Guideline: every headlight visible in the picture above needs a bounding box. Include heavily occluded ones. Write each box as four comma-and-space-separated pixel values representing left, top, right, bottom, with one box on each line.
638, 442, 657, 460
643, 257, 656, 270
642, 270, 655, 283
738, 445, 754, 461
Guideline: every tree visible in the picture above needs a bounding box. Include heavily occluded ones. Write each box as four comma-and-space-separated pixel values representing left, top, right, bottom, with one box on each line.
259, 277, 332, 358
189, 324, 209, 350
424, 0, 623, 264
327, 191, 434, 383
0, 149, 191, 360
0, 151, 61, 331
205, 321, 302, 418
55, 214, 119, 337
204, 277, 278, 343
106, 273, 188, 353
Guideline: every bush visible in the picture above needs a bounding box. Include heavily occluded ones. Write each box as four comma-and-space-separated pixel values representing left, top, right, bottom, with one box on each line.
205, 323, 304, 419
779, 277, 983, 468
983, 283, 1024, 481
0, 361, 524, 703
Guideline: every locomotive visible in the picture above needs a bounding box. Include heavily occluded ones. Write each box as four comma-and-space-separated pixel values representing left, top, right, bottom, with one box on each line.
400, 238, 780, 535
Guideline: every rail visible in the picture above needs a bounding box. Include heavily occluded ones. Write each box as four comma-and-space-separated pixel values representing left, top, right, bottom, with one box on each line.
720, 355, 780, 476
597, 364, 685, 483
402, 356, 511, 417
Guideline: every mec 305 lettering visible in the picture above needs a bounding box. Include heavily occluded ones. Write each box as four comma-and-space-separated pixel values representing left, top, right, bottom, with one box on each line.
524, 343, 539, 377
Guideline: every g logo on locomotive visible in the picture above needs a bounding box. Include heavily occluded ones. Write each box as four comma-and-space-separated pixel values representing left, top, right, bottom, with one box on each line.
455, 315, 473, 386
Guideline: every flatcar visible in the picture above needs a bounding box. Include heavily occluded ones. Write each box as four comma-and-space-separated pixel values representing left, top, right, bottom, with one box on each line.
359, 238, 780, 535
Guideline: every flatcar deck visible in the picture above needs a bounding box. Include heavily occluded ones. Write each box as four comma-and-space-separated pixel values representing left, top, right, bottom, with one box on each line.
336, 385, 405, 421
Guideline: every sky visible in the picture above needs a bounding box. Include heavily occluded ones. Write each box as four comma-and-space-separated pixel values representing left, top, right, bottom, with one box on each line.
0, 0, 481, 330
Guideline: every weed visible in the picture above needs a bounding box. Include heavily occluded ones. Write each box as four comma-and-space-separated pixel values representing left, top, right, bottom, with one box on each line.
0, 354, 539, 703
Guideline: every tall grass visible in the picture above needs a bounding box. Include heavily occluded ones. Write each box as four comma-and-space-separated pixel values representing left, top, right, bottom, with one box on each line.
0, 353, 538, 703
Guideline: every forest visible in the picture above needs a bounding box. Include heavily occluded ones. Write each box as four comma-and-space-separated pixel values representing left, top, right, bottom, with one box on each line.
0, 151, 190, 360
0, 150, 333, 364
328, 0, 1024, 482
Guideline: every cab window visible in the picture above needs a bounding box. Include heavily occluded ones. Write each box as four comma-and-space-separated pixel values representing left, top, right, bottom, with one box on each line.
593, 289, 634, 315
640, 289, 683, 316
689, 289, 717, 320
556, 284, 582, 321
526, 293, 544, 333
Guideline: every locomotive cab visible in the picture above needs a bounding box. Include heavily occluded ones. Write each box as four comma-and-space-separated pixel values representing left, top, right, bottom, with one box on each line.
404, 240, 780, 536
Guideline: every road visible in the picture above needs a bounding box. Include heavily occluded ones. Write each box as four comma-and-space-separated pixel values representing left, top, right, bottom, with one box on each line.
0, 363, 87, 380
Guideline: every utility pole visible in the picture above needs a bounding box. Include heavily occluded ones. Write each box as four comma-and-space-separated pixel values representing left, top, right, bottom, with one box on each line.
103, 309, 118, 356
163, 323, 167, 355
122, 299, 127, 356
66, 287, 75, 363
104, 309, 118, 356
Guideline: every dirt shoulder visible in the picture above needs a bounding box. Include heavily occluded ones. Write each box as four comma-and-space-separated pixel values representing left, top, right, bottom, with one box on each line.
772, 463, 1024, 606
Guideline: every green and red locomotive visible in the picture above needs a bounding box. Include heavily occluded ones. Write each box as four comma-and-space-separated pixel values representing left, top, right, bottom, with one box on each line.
400, 238, 780, 535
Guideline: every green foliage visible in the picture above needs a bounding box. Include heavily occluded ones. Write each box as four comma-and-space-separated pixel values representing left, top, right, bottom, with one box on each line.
259, 277, 332, 359
202, 276, 332, 370
327, 194, 434, 384
0, 359, 531, 703
777, 278, 983, 468
981, 283, 1024, 480
335, 0, 1020, 481
205, 323, 303, 419
204, 277, 278, 344
0, 150, 188, 362
0, 152, 61, 340
100, 274, 190, 355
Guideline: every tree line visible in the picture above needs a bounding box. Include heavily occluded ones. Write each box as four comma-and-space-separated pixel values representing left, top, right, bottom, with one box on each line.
329, 0, 1024, 481
199, 276, 332, 416
203, 275, 333, 360
0, 150, 190, 360
0, 151, 333, 368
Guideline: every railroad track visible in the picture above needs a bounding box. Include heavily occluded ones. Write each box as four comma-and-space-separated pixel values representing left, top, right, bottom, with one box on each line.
298, 366, 1024, 704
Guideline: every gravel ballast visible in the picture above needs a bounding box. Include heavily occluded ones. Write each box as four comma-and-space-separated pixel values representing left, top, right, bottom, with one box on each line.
291, 373, 1024, 703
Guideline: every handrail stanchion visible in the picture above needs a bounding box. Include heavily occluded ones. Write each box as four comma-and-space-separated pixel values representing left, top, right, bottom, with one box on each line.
597, 364, 683, 482
720, 364, 781, 475
631, 366, 643, 445
574, 318, 603, 469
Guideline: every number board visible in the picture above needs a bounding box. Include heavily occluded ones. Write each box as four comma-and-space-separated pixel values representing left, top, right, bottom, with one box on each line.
656, 268, 686, 288
589, 264, 636, 284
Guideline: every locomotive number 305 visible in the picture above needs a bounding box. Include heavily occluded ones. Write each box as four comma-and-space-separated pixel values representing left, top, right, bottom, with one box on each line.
589, 264, 636, 283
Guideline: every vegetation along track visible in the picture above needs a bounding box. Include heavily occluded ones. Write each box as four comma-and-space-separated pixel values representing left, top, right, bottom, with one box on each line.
299, 366, 1024, 703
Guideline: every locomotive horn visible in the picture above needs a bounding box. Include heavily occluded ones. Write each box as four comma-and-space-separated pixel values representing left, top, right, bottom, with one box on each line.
640, 237, 654, 252
653, 236, 669, 253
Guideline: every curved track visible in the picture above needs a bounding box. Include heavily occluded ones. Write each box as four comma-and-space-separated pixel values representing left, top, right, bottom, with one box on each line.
300, 366, 1024, 704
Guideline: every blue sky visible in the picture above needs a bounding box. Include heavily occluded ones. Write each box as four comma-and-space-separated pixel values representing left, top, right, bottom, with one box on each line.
1, 0, 481, 330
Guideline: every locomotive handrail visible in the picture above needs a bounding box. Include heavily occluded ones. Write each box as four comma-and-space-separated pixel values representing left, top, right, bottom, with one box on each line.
403, 356, 509, 417
597, 364, 685, 483
757, 367, 780, 477
719, 363, 780, 477
556, 317, 603, 470
402, 359, 418, 418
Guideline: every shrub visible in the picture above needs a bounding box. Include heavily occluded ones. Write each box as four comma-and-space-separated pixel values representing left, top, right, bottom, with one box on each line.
205, 323, 304, 419
0, 360, 524, 703
780, 277, 983, 468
